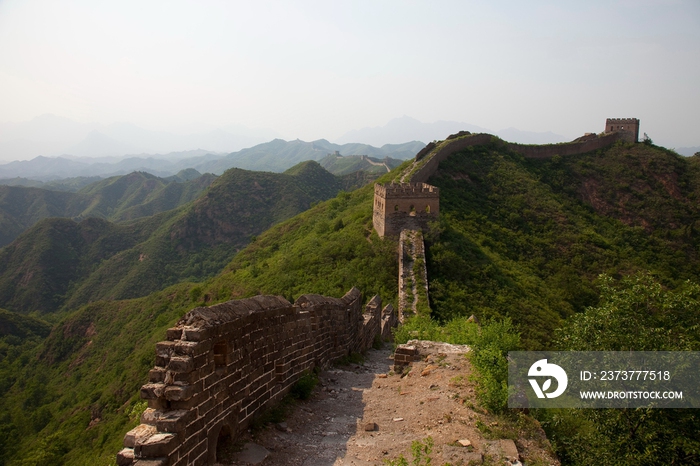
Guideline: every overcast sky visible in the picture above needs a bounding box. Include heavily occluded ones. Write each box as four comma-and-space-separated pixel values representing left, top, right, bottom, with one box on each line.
0, 0, 698, 148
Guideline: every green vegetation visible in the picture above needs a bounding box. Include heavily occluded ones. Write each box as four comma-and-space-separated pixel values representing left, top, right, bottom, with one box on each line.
0, 161, 375, 316
319, 153, 403, 176
425, 141, 700, 348
383, 436, 434, 466
1, 138, 699, 465
0, 176, 103, 192
0, 167, 399, 465
289, 371, 318, 401
540, 274, 700, 465
0, 171, 215, 247
395, 317, 519, 413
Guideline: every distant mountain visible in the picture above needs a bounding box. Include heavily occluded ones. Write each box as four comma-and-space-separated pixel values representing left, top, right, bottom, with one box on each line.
0, 171, 215, 247
0, 161, 369, 315
196, 138, 425, 174
336, 116, 568, 146
61, 130, 140, 158
677, 146, 700, 157
0, 138, 423, 180
336, 116, 489, 146
0, 308, 51, 341
3, 136, 700, 465
319, 153, 403, 176
0, 114, 279, 161
0, 114, 95, 162
0, 176, 103, 192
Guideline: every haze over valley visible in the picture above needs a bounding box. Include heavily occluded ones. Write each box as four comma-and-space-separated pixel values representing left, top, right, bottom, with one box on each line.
1, 2, 700, 465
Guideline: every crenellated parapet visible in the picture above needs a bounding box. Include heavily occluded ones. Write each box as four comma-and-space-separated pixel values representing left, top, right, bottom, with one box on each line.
375, 182, 440, 198
604, 118, 640, 142
117, 289, 395, 466
373, 182, 439, 237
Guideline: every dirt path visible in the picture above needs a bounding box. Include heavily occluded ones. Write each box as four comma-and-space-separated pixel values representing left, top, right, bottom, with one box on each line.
220, 342, 558, 466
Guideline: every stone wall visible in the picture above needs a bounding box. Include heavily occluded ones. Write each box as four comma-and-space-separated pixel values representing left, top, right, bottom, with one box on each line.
117, 288, 396, 466
409, 131, 630, 183
605, 118, 640, 143
398, 230, 430, 322
504, 132, 626, 158
373, 183, 440, 237
410, 134, 494, 183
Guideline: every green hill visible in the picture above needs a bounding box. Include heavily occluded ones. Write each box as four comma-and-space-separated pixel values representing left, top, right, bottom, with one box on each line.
0, 176, 103, 192
319, 153, 403, 176
0, 171, 215, 247
199, 138, 425, 173
0, 169, 401, 465
1, 140, 699, 465
0, 161, 373, 316
423, 140, 700, 348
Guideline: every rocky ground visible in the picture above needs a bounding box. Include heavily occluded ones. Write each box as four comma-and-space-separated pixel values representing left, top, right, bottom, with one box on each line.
217, 341, 559, 466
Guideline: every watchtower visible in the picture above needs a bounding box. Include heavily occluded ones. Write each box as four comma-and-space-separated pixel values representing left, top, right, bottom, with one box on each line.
605, 118, 640, 143
373, 182, 439, 237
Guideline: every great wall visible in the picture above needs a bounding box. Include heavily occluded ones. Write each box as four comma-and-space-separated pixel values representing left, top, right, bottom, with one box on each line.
117, 118, 639, 465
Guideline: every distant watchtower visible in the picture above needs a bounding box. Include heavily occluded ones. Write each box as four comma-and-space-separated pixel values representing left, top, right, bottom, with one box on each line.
373, 183, 439, 237
605, 118, 640, 143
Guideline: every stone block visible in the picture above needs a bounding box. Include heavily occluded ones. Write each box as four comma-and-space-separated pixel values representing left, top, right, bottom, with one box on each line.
164, 384, 196, 402
166, 327, 183, 341
148, 368, 165, 383
167, 356, 194, 373
133, 459, 167, 466
116, 447, 135, 466
183, 327, 212, 342
140, 408, 157, 426
124, 424, 156, 448
155, 341, 175, 357
147, 398, 168, 410
140, 383, 165, 400
135, 432, 178, 458
177, 339, 212, 357
155, 409, 196, 433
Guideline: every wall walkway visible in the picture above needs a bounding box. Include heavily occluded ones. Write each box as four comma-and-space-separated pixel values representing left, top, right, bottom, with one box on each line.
117, 289, 395, 466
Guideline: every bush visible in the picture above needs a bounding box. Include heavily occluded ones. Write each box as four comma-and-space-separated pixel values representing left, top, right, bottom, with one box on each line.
290, 371, 317, 400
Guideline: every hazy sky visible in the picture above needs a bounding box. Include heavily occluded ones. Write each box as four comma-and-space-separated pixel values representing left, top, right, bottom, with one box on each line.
1, 0, 698, 147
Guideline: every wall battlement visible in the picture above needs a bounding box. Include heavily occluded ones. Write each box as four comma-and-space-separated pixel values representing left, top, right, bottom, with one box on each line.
375, 182, 439, 198
117, 289, 396, 466
604, 118, 640, 143
373, 182, 439, 237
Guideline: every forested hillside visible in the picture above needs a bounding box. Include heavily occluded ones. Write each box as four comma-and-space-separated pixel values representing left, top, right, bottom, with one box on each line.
0, 170, 215, 247
424, 141, 700, 348
0, 161, 372, 316
0, 140, 699, 465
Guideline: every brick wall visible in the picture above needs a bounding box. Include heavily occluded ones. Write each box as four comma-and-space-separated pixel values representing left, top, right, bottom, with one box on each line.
373, 183, 440, 237
409, 131, 629, 183
117, 288, 396, 466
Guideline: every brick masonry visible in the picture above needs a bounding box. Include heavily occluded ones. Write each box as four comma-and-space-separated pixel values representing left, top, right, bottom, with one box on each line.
118, 288, 396, 466
372, 183, 440, 238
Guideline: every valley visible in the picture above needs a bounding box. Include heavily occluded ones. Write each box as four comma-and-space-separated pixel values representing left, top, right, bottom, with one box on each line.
0, 130, 699, 465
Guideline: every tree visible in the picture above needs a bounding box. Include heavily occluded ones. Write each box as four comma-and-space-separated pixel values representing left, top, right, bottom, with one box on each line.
549, 274, 700, 465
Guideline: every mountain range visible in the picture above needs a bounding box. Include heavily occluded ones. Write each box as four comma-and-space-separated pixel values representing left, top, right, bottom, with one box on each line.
0, 114, 279, 161
0, 133, 699, 465
0, 161, 372, 316
0, 138, 425, 181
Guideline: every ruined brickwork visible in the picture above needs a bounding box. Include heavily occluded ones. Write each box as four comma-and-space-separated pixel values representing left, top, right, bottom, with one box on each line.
118, 289, 396, 466
505, 132, 626, 159
372, 183, 439, 238
605, 118, 640, 143
408, 119, 640, 183
398, 230, 430, 322
410, 134, 494, 183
